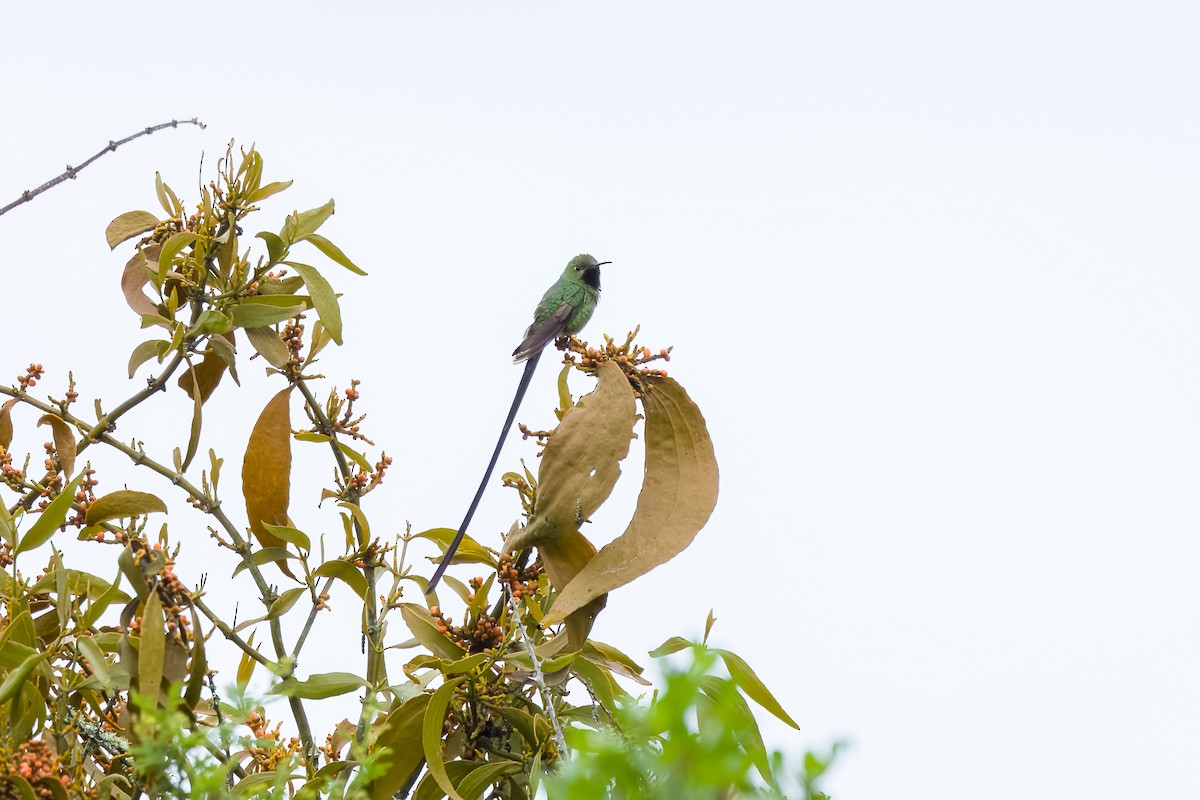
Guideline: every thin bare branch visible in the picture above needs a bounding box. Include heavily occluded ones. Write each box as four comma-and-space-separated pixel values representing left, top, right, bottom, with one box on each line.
0, 118, 207, 218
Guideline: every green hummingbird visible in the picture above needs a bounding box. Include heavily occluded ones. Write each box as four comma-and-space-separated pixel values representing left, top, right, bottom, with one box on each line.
427, 254, 607, 592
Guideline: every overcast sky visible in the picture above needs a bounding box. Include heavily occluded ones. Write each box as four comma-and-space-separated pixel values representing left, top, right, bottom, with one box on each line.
4, 2, 1199, 797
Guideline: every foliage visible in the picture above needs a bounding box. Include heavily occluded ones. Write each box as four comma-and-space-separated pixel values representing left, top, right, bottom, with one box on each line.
0, 143, 820, 798
547, 642, 840, 800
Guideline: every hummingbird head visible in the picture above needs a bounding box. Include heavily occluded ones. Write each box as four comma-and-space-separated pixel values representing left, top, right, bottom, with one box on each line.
568, 253, 608, 291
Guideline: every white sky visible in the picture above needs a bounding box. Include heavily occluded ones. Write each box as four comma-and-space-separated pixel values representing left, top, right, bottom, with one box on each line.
3, 2, 1199, 797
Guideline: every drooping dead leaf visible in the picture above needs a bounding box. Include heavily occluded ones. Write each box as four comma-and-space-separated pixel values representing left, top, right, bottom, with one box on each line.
121, 244, 161, 318
504, 360, 637, 555
242, 387, 296, 577
543, 375, 718, 625
0, 398, 18, 450
37, 413, 77, 478
177, 334, 234, 404
106, 210, 160, 250
503, 360, 636, 647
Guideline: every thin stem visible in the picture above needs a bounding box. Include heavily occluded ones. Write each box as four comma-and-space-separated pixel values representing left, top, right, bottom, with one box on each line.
191, 596, 276, 671
0, 118, 207, 218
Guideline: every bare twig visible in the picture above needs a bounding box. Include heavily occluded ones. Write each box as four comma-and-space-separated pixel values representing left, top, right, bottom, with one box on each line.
0, 118, 207, 218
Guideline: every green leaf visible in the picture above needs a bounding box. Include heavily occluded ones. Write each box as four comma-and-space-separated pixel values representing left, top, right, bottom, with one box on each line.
183, 609, 207, 711
128, 339, 167, 378
77, 636, 114, 692
284, 261, 342, 345
155, 173, 182, 217
269, 671, 365, 699
138, 589, 166, 704
0, 650, 45, 704
339, 501, 370, 548
261, 522, 311, 553
716, 648, 799, 729
249, 180, 294, 204
422, 676, 468, 800
244, 326, 292, 369
413, 528, 497, 569
301, 233, 367, 275
698, 675, 777, 788
400, 604, 466, 661
458, 762, 521, 800
231, 547, 297, 579
649, 636, 694, 658
370, 693, 432, 800
288, 199, 335, 241
313, 560, 368, 600
85, 490, 168, 526
105, 210, 159, 250
187, 309, 233, 338
15, 474, 84, 555
256, 231, 287, 265
230, 299, 307, 329
157, 231, 198, 283
268, 587, 307, 619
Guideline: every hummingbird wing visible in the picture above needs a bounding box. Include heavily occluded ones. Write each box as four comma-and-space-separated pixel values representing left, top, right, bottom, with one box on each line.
512, 300, 574, 363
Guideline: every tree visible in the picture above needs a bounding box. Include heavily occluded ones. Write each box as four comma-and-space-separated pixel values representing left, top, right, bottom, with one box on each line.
0, 139, 829, 799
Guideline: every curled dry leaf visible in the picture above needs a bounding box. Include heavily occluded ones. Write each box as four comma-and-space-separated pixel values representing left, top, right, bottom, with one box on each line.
543, 375, 718, 626
504, 360, 637, 648
37, 414, 77, 478
241, 387, 297, 578
121, 244, 161, 318
0, 398, 18, 451
177, 334, 235, 404
105, 210, 159, 250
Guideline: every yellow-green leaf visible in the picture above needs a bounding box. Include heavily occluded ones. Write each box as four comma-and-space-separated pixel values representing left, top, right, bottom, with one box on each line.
230, 300, 307, 329
400, 604, 466, 661
249, 180, 293, 204
301, 233, 367, 276
37, 413, 76, 477
269, 671, 365, 699
414, 528, 497, 569
157, 231, 198, 283
370, 693, 432, 800
544, 374, 718, 625
85, 490, 167, 526
716, 648, 799, 729
421, 676, 468, 800
244, 326, 292, 369
15, 474, 84, 555
0, 651, 46, 704
313, 560, 368, 600
261, 522, 310, 553
268, 587, 307, 619
285, 261, 342, 344
138, 589, 166, 704
105, 210, 159, 250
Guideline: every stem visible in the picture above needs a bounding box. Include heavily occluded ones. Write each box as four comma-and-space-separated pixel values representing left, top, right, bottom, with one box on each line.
0, 118, 207, 218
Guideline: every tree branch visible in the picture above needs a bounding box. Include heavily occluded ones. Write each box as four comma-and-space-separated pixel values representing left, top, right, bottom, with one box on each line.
0, 118, 206, 218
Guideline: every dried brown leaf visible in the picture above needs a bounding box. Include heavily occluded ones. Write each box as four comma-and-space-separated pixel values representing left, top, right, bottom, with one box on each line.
543, 375, 719, 625
37, 413, 77, 478
242, 387, 296, 577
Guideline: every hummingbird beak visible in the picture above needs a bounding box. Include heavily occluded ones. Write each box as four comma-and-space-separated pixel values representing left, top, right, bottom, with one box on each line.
597, 261, 612, 266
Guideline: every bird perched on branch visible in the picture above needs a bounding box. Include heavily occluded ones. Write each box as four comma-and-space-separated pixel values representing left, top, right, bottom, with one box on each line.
427, 254, 607, 592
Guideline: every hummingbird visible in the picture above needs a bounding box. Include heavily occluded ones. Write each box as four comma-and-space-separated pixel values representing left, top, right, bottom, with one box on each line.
427, 254, 607, 592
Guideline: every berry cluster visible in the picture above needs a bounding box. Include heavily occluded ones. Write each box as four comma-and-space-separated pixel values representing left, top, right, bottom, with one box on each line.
429, 600, 504, 654
497, 553, 541, 601
244, 709, 301, 772
8, 739, 71, 797
17, 363, 44, 391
